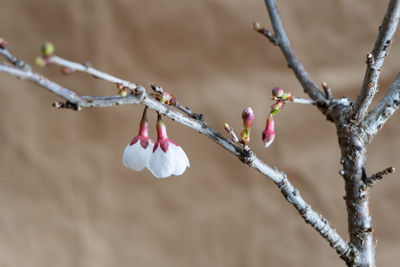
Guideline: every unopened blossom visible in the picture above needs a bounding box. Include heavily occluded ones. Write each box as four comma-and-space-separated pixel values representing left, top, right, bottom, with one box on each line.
148, 114, 190, 178
240, 107, 254, 144
272, 87, 284, 98
123, 107, 154, 171
242, 107, 255, 129
262, 113, 276, 148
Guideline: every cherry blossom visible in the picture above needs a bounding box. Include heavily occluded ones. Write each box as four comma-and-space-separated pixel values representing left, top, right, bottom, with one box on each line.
123, 107, 154, 171
148, 114, 190, 178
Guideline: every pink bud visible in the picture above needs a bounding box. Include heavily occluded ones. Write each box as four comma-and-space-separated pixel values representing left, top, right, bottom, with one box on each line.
241, 107, 255, 129
272, 87, 284, 98
262, 114, 275, 148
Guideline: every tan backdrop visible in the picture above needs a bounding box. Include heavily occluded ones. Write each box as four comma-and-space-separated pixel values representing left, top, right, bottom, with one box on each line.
1, 0, 399, 266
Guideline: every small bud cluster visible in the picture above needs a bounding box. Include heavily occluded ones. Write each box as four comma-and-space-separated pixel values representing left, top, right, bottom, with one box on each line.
270, 87, 293, 115
117, 83, 132, 97
261, 87, 293, 147
152, 91, 176, 105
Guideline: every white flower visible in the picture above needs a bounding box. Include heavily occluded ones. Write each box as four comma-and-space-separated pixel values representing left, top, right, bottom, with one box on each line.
148, 114, 190, 178
123, 107, 154, 171
123, 135, 154, 171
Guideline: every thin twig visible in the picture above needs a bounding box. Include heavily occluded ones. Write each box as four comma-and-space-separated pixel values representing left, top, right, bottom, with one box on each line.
363, 167, 395, 188
224, 123, 240, 143
262, 0, 328, 106
291, 97, 316, 105
0, 47, 356, 262
48, 55, 138, 90
0, 48, 31, 71
322, 82, 332, 101
364, 73, 400, 142
351, 0, 400, 122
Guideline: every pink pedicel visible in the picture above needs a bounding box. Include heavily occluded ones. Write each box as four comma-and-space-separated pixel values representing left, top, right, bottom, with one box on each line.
122, 107, 154, 172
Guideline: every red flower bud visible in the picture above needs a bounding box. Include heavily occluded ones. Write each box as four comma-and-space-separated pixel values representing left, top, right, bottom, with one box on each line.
241, 107, 255, 129
272, 87, 284, 98
262, 114, 275, 148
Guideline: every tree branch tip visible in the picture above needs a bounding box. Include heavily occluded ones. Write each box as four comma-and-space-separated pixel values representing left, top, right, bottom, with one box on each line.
224, 123, 239, 143
363, 166, 395, 188
253, 21, 277, 44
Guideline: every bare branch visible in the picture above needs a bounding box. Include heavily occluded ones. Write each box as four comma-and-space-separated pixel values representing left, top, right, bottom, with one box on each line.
0, 64, 144, 109
351, 0, 400, 122
363, 167, 395, 188
364, 73, 400, 142
0, 47, 31, 70
291, 97, 316, 105
48, 55, 138, 90
261, 0, 328, 106
0, 47, 356, 262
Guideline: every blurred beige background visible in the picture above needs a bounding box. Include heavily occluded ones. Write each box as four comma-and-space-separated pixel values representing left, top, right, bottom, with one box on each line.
1, 0, 400, 266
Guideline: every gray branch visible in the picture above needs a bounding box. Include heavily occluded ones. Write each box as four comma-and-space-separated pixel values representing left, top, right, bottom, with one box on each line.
351, 0, 400, 122
0, 47, 356, 263
364, 73, 400, 142
262, 0, 328, 106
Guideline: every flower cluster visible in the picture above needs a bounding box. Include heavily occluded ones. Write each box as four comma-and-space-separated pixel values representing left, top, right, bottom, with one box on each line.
261, 87, 293, 147
123, 108, 190, 178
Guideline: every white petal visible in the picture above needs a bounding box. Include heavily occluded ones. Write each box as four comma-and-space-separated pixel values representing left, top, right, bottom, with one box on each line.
122, 142, 153, 171
170, 144, 190, 176
148, 147, 175, 178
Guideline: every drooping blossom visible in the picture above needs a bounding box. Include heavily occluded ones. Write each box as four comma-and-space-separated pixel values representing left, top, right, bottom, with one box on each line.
148, 114, 190, 178
123, 107, 154, 171
262, 113, 276, 148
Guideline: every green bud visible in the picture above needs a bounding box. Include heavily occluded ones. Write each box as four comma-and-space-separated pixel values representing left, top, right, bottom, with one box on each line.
41, 42, 54, 57
35, 57, 46, 67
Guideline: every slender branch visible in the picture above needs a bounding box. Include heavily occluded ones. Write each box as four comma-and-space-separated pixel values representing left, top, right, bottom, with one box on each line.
0, 64, 145, 109
48, 55, 138, 90
291, 97, 316, 105
261, 0, 328, 106
363, 166, 395, 188
0, 47, 356, 263
224, 123, 240, 143
351, 0, 400, 123
364, 73, 400, 142
0, 47, 31, 71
